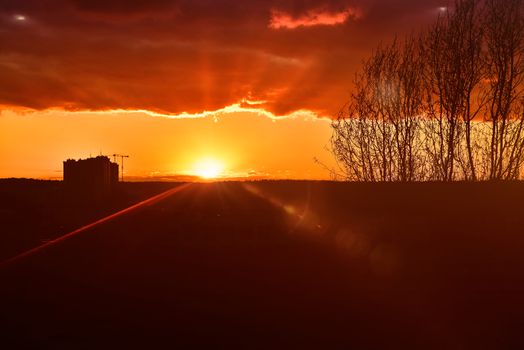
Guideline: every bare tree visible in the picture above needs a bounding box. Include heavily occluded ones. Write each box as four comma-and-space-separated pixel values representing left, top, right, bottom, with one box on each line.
381, 37, 427, 181
331, 37, 427, 181
482, 0, 524, 180
421, 0, 484, 181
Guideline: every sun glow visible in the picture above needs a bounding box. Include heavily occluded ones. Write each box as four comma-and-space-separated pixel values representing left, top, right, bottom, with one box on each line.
192, 158, 225, 179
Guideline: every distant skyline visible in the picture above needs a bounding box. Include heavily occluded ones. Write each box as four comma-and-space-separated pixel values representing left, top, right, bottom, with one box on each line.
0, 0, 447, 179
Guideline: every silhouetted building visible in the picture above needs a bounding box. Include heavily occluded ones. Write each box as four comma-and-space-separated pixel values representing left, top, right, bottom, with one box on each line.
63, 156, 119, 194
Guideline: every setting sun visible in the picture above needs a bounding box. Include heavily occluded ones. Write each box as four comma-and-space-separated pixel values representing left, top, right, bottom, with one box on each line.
192, 158, 225, 179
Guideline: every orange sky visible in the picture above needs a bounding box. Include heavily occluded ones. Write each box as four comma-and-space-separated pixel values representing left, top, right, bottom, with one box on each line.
0, 0, 446, 179
0, 109, 335, 179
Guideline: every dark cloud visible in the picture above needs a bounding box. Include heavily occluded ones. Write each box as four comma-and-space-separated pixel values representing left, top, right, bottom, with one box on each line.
0, 0, 446, 117
71, 0, 178, 13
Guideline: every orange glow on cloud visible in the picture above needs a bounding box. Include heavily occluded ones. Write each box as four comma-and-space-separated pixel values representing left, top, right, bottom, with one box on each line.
269, 7, 362, 29
77, 102, 324, 121
0, 101, 324, 122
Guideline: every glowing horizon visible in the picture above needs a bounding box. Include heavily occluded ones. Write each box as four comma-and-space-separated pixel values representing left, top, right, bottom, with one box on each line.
0, 108, 335, 180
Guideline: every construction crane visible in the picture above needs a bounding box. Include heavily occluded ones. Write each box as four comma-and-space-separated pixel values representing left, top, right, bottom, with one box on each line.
112, 154, 129, 182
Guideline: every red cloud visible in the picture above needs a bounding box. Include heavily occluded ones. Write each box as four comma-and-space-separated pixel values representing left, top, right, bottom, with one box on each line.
269, 7, 362, 29
0, 0, 442, 119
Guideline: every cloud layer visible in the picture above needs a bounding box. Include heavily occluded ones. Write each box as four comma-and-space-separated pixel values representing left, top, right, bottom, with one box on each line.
0, 0, 446, 118
269, 7, 362, 29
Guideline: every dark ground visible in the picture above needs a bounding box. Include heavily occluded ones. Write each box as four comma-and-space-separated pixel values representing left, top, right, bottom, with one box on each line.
1, 180, 524, 349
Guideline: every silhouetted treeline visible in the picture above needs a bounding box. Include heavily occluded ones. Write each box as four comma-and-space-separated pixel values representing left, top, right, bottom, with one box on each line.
332, 0, 524, 181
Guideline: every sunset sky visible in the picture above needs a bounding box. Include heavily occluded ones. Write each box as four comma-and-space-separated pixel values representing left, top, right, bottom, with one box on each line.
0, 0, 446, 179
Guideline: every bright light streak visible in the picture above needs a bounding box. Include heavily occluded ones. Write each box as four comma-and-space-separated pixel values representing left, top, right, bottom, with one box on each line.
0, 183, 192, 269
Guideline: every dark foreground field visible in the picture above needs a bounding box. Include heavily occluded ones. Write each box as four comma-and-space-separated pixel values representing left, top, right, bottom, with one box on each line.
1, 180, 524, 349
